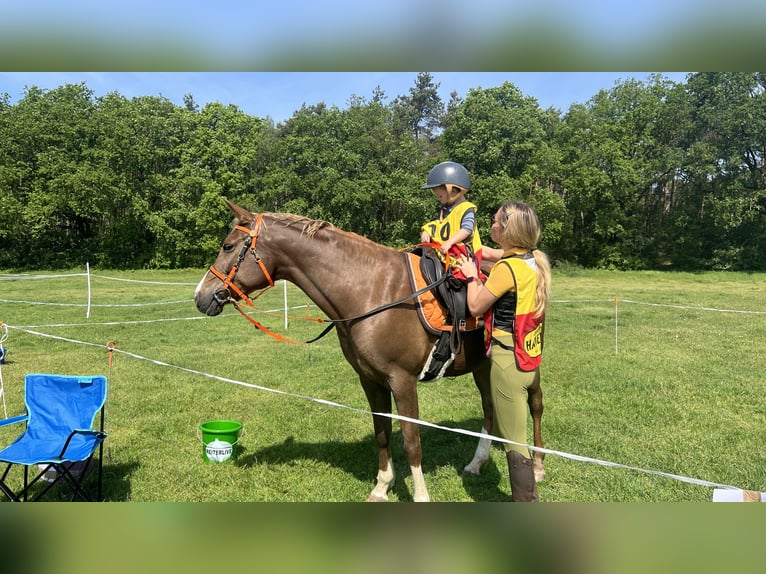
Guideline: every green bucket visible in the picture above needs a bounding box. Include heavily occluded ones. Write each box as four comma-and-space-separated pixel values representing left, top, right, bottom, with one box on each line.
199, 420, 243, 463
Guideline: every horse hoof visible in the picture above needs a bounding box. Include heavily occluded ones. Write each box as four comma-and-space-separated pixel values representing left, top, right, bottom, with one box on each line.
534, 469, 546, 483
366, 494, 388, 502
463, 463, 481, 476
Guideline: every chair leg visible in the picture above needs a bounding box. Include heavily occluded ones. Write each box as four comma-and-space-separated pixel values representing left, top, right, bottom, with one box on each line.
0, 464, 21, 502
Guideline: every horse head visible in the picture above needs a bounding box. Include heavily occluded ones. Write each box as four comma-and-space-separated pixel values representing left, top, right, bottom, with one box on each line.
194, 199, 275, 316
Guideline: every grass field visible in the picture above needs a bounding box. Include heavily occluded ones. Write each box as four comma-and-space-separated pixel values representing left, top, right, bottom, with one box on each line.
1, 267, 764, 502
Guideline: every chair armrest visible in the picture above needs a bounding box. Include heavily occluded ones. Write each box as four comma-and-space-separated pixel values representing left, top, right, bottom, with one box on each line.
0, 414, 28, 428
74, 429, 108, 439
57, 429, 108, 458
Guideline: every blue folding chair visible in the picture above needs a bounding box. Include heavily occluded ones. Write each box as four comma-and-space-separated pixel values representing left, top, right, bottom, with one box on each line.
0, 373, 107, 502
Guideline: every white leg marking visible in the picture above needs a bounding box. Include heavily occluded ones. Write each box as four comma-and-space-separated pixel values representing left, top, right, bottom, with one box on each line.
411, 464, 430, 502
463, 426, 492, 475
367, 456, 394, 502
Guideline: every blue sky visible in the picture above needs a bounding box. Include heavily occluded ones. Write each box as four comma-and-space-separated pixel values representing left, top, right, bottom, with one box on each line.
0, 72, 690, 124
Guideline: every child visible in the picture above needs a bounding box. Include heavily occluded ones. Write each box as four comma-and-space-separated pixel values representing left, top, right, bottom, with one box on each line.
419, 161, 483, 279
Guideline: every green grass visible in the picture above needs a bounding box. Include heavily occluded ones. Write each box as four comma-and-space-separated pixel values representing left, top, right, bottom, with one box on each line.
1, 267, 764, 502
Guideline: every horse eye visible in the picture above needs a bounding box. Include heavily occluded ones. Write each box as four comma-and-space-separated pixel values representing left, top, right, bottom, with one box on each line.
222, 243, 235, 253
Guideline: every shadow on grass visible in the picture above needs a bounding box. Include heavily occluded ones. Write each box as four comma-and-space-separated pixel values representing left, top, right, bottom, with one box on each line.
101, 460, 141, 502
1, 459, 139, 502
237, 417, 511, 502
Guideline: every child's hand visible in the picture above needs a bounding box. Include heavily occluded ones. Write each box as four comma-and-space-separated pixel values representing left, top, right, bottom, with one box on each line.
420, 231, 432, 244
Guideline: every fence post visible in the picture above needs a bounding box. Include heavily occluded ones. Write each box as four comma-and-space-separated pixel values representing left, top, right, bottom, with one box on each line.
86, 262, 92, 319
614, 296, 619, 354
283, 280, 288, 330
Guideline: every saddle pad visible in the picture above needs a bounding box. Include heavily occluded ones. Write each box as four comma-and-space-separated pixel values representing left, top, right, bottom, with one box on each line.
405, 252, 447, 336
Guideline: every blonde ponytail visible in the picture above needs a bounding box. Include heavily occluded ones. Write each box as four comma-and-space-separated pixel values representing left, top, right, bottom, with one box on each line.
532, 249, 551, 319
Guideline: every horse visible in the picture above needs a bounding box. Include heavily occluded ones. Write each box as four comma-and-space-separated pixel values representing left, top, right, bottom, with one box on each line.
194, 199, 545, 501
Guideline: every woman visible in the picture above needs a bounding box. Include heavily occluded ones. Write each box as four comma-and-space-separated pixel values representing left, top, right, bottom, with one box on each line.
457, 201, 551, 502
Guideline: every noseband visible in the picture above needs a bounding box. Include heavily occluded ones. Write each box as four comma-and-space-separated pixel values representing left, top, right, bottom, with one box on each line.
208, 213, 274, 306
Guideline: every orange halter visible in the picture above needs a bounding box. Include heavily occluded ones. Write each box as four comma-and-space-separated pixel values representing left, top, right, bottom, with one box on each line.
207, 213, 274, 307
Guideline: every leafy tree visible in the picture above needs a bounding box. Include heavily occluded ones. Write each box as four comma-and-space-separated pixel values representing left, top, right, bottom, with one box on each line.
680, 72, 766, 270
391, 72, 444, 159
557, 76, 682, 268
441, 81, 565, 255
2, 73, 765, 272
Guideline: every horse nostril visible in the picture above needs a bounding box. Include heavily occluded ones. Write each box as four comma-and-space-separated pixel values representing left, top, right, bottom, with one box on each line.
214, 289, 230, 303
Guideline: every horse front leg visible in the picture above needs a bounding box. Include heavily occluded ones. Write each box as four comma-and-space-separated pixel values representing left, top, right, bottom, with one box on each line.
465, 359, 494, 475
528, 370, 546, 483
401, 417, 429, 502
391, 378, 430, 502
362, 380, 395, 502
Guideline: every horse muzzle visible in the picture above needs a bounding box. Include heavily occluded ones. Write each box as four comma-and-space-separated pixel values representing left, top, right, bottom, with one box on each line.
213, 288, 231, 306
195, 289, 229, 316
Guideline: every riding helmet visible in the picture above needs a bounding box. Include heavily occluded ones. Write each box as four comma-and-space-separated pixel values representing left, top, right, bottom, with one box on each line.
421, 161, 471, 191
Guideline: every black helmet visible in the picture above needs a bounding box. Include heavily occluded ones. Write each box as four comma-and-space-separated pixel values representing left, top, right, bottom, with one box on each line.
421, 161, 471, 191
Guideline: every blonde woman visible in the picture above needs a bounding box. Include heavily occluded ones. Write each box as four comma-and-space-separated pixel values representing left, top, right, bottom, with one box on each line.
457, 201, 551, 502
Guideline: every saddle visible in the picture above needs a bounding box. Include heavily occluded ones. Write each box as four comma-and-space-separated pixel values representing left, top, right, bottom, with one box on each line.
408, 246, 478, 381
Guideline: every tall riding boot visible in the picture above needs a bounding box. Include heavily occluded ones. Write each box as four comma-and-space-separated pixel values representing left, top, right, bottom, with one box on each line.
507, 450, 539, 502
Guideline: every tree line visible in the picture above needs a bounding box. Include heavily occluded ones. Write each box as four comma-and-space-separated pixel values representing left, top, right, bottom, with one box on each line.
1, 72, 764, 271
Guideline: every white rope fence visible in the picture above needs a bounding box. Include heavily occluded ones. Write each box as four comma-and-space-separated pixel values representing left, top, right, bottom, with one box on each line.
0, 267, 301, 326
3, 323, 745, 493
551, 296, 766, 354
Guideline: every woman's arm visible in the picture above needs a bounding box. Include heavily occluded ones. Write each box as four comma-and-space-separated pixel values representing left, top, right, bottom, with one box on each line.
456, 256, 500, 316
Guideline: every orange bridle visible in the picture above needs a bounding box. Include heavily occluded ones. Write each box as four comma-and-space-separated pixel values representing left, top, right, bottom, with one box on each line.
207, 213, 274, 307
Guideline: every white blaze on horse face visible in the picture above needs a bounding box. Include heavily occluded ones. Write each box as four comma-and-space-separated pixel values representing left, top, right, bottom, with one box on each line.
194, 272, 209, 297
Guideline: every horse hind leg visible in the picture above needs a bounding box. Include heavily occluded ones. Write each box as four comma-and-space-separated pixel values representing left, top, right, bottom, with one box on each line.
464, 360, 493, 475
368, 446, 395, 502
464, 429, 492, 475
528, 370, 546, 483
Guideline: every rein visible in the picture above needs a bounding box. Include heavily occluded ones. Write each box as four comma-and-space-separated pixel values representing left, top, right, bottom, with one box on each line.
231, 265, 450, 345
210, 220, 451, 345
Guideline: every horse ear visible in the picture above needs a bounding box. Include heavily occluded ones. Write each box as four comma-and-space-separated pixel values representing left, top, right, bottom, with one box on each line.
223, 198, 253, 223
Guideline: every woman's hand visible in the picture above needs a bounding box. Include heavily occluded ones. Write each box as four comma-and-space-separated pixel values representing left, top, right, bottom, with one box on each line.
456, 255, 478, 280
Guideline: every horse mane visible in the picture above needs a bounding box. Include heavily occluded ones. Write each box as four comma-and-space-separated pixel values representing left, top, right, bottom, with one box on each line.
264, 212, 391, 249
265, 212, 332, 239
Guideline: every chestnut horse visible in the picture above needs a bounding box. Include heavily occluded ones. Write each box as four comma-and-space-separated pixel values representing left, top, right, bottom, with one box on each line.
194, 199, 545, 501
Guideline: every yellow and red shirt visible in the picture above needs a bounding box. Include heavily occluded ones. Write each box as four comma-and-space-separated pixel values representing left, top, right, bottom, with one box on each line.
484, 250, 544, 371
